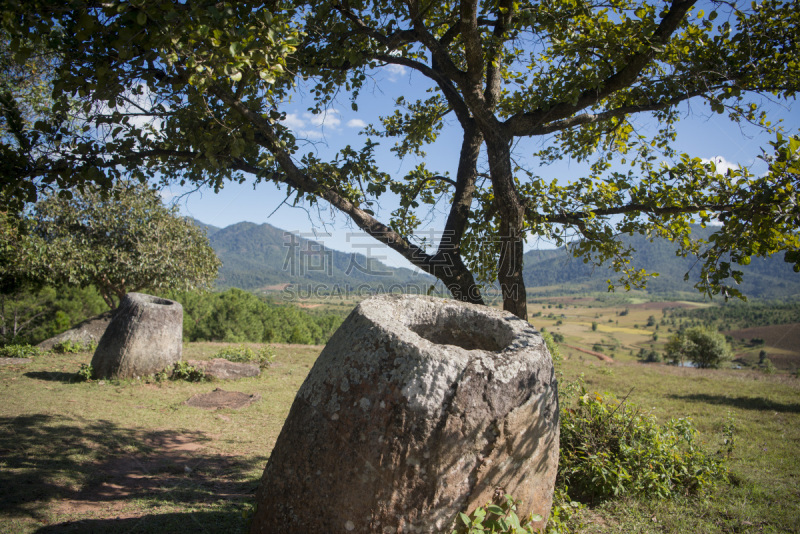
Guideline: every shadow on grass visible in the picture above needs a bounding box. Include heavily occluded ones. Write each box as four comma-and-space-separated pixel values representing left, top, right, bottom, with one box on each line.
0, 414, 266, 531
24, 371, 79, 383
668, 393, 800, 414
33, 510, 244, 534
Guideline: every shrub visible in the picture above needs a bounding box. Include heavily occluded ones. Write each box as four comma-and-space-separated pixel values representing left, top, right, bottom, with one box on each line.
170, 361, 207, 382
760, 358, 777, 374
213, 344, 275, 368
51, 339, 97, 354
75, 363, 94, 381
0, 344, 40, 358
451, 493, 542, 534
637, 348, 662, 363
558, 385, 729, 503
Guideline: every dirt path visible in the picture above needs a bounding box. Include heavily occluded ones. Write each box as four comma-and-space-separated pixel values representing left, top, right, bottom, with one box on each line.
564, 344, 615, 362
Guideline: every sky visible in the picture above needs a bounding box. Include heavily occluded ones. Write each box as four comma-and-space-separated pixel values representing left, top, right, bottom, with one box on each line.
165, 61, 800, 269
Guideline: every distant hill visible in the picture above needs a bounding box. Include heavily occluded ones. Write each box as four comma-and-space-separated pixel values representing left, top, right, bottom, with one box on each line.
523, 226, 800, 299
195, 220, 799, 299
196, 220, 433, 293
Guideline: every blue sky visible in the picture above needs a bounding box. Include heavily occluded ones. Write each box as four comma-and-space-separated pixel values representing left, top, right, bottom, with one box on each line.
167, 63, 800, 268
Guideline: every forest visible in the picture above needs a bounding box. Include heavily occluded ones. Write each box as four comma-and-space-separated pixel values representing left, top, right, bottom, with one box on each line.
0, 285, 343, 347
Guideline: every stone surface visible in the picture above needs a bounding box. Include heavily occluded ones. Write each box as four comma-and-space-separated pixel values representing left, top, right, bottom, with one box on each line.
37, 310, 115, 351
91, 293, 183, 379
187, 359, 260, 380
185, 388, 262, 410
249, 295, 559, 534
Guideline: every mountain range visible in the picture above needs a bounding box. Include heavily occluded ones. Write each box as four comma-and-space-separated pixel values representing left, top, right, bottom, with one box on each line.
521, 227, 800, 299
198, 220, 800, 300
196, 220, 433, 294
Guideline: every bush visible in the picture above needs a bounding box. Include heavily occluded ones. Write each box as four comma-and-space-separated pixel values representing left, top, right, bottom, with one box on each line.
452, 493, 542, 534
637, 348, 662, 363
51, 339, 97, 354
170, 361, 207, 382
75, 363, 94, 381
213, 344, 275, 368
0, 344, 40, 358
760, 358, 777, 374
558, 385, 729, 503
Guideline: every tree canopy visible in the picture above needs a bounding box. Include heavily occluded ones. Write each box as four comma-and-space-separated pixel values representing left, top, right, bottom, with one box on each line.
14, 180, 221, 308
665, 326, 733, 369
2, 0, 799, 318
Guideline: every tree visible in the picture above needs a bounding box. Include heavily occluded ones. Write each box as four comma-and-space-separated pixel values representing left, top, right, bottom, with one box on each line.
17, 180, 221, 308
2, 0, 799, 319
664, 326, 732, 369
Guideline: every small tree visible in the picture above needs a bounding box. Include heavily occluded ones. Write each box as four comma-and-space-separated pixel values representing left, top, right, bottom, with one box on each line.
665, 326, 733, 369
18, 181, 221, 308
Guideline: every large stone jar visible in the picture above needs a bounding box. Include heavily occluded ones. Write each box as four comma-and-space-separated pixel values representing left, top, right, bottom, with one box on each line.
250, 295, 559, 533
91, 293, 183, 379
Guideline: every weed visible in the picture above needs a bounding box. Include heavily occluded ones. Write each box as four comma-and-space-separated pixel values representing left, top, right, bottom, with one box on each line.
558, 384, 729, 504
170, 360, 208, 382
75, 363, 94, 382
51, 339, 97, 354
452, 493, 542, 534
0, 344, 40, 358
213, 344, 275, 369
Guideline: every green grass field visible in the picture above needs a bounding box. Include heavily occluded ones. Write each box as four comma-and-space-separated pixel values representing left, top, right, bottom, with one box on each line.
1, 300, 798, 533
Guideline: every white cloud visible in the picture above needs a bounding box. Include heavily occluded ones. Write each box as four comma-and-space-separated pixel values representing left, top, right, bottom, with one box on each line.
279, 109, 343, 139
281, 112, 306, 130
308, 109, 341, 128
384, 63, 408, 82
701, 156, 740, 176
347, 118, 367, 128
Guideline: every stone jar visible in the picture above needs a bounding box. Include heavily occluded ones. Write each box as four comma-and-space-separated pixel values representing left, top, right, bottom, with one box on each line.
250, 295, 559, 533
91, 293, 183, 379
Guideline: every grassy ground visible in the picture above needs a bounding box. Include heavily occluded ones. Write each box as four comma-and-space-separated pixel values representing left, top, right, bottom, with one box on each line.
0, 343, 320, 533
0, 308, 798, 533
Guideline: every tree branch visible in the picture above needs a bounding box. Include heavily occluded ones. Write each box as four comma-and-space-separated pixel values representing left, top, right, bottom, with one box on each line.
506, 0, 697, 136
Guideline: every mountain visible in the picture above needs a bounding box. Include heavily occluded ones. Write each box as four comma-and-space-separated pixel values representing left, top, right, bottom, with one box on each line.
198, 221, 433, 292
522, 226, 800, 299
196, 220, 799, 299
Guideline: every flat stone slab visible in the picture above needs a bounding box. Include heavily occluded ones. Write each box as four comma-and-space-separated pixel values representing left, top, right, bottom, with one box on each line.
0, 358, 32, 365
185, 388, 261, 410
186, 359, 260, 380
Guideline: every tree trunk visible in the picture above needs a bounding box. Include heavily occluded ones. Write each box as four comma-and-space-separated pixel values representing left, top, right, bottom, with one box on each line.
485, 134, 528, 320
438, 122, 485, 306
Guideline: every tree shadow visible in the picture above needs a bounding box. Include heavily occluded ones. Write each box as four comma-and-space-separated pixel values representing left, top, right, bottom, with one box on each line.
668, 393, 800, 414
34, 511, 243, 533
0, 414, 266, 531
23, 371, 78, 383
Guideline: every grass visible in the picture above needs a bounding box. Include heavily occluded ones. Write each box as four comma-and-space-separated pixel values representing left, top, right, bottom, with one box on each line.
0, 299, 798, 533
0, 343, 320, 533
558, 358, 800, 533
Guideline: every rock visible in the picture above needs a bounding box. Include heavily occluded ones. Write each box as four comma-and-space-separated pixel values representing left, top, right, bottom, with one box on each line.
186, 388, 262, 410
187, 359, 260, 380
91, 293, 183, 379
249, 295, 559, 534
37, 310, 115, 351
